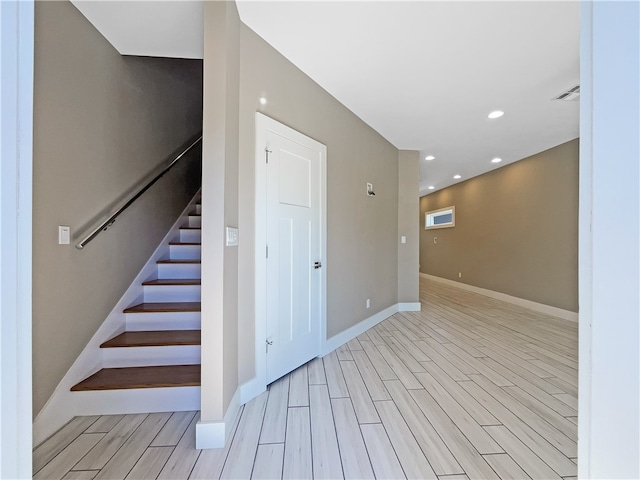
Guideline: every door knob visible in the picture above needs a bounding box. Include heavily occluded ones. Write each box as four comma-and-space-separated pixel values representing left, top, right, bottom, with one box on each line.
314, 261, 322, 269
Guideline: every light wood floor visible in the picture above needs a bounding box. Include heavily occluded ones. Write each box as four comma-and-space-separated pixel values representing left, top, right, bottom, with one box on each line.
34, 278, 578, 480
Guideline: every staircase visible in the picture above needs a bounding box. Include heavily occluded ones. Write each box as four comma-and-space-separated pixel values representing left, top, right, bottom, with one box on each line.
71, 199, 203, 399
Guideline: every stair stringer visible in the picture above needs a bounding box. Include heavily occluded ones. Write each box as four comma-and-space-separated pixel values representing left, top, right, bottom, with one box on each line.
33, 190, 202, 447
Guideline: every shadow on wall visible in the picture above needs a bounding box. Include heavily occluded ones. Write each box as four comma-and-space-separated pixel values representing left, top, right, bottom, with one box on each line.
32, 0, 204, 418
75, 138, 203, 242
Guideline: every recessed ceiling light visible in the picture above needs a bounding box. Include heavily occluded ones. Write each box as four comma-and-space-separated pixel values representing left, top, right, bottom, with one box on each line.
259, 97, 267, 105
428, 185, 435, 190
425, 155, 435, 161
453, 174, 461, 179
491, 157, 502, 163
488, 110, 504, 119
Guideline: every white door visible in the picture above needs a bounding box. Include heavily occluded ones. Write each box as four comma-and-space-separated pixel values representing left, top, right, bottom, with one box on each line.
264, 125, 324, 384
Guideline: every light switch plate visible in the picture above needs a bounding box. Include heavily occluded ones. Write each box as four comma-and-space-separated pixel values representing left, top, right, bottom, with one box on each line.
58, 226, 70, 245
226, 227, 239, 246
401, 235, 407, 244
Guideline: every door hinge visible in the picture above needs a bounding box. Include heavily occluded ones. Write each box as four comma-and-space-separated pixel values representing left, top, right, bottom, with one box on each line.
266, 337, 273, 353
265, 147, 272, 164
266, 245, 269, 258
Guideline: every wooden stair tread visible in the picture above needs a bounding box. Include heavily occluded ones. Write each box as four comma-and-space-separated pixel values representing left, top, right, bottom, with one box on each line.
70, 365, 201, 391
124, 302, 201, 313
179, 227, 201, 230
156, 259, 200, 264
168, 241, 201, 246
100, 330, 201, 348
142, 278, 201, 286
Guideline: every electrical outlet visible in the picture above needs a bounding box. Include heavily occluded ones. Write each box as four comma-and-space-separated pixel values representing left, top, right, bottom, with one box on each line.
433, 237, 437, 244
366, 298, 371, 309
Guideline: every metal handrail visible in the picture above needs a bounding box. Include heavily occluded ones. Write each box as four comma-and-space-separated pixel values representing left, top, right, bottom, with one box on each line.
76, 134, 202, 250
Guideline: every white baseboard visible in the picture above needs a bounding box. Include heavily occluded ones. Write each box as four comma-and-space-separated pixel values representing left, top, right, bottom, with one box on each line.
398, 302, 421, 312
196, 387, 241, 449
420, 273, 578, 323
321, 301, 418, 356
195, 419, 226, 450
239, 377, 266, 405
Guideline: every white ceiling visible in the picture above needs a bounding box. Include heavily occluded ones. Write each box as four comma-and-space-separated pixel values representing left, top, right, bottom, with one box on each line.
72, 1, 579, 196
71, 1, 204, 59
236, 1, 580, 195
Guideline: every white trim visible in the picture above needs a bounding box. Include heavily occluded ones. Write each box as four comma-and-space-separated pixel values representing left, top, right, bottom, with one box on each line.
398, 302, 421, 312
254, 112, 327, 396
578, 4, 640, 477
321, 302, 420, 356
239, 377, 266, 405
68, 387, 199, 416
33, 192, 201, 447
322, 304, 399, 355
196, 386, 241, 449
425, 205, 455, 230
0, 1, 34, 477
420, 273, 578, 323
101, 345, 201, 368
254, 114, 268, 393
578, 4, 593, 475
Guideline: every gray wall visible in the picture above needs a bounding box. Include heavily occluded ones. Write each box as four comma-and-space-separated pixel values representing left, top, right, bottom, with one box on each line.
32, 1, 203, 416
237, 25, 400, 383
419, 139, 579, 312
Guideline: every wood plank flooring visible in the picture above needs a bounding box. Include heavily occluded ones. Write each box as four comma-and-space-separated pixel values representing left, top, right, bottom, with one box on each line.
35, 277, 578, 479
70, 365, 201, 391
100, 330, 201, 348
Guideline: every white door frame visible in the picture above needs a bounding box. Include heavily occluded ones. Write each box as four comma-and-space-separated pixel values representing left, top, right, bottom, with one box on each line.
254, 112, 327, 392
0, 0, 34, 477
577, 3, 640, 478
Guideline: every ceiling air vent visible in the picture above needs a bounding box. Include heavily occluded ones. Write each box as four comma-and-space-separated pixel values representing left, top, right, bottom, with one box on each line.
552, 85, 580, 101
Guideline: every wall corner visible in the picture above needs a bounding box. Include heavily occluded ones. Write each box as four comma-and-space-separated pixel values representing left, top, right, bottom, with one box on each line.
397, 150, 420, 304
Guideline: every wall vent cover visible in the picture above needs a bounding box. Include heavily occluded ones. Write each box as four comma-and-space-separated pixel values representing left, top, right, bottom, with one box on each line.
552, 85, 580, 101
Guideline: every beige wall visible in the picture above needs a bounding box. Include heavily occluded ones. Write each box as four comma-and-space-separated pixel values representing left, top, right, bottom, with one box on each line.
419, 139, 579, 312
222, 0, 241, 429
200, 0, 240, 423
398, 151, 420, 303
32, 1, 203, 416
236, 26, 400, 384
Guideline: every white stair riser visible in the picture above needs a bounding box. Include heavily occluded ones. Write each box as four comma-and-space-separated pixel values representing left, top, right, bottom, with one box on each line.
144, 285, 201, 302
126, 311, 201, 331
188, 216, 201, 228
180, 229, 201, 243
102, 345, 201, 368
157, 263, 201, 278
195, 204, 201, 215
72, 387, 200, 416
169, 244, 201, 260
